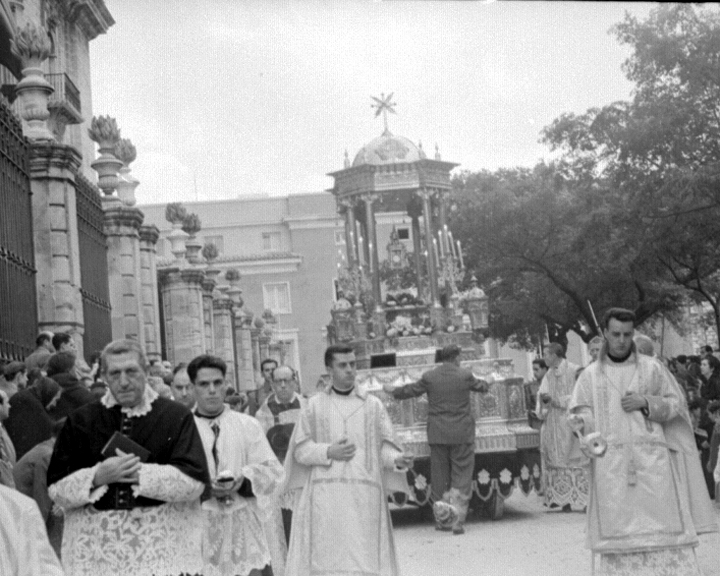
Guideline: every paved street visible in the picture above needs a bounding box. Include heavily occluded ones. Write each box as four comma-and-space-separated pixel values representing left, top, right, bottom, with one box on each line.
392, 491, 720, 576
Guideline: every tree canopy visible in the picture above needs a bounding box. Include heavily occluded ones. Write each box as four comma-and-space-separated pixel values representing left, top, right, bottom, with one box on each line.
452, 4, 720, 346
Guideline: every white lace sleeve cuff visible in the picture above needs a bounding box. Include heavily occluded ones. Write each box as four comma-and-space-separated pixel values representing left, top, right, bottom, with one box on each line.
132, 464, 205, 502
241, 459, 284, 497
49, 465, 108, 510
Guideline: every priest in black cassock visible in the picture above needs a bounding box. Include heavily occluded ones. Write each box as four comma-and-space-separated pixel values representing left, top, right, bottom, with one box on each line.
47, 339, 210, 576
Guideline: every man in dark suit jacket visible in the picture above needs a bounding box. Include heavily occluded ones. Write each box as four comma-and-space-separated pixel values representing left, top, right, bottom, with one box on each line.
383, 344, 488, 534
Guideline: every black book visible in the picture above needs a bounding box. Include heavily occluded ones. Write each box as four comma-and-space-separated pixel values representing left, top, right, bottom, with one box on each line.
101, 431, 151, 462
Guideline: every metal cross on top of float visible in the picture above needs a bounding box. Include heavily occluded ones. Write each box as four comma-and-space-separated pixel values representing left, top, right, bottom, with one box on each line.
371, 93, 397, 135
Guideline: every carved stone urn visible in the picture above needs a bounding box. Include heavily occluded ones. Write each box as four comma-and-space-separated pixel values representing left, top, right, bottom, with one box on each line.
10, 22, 54, 141
88, 116, 123, 202
114, 138, 140, 206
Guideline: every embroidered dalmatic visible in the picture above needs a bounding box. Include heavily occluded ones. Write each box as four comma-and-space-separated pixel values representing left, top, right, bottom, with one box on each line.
194, 407, 284, 576
570, 353, 718, 576
537, 359, 589, 509
47, 387, 210, 576
281, 386, 410, 576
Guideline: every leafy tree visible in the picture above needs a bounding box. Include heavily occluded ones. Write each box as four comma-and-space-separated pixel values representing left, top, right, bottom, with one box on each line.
543, 4, 720, 340
450, 164, 681, 347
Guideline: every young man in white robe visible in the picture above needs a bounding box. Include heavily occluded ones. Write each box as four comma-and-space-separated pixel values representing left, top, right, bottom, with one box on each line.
281, 344, 413, 576
189, 354, 284, 576
569, 307, 718, 576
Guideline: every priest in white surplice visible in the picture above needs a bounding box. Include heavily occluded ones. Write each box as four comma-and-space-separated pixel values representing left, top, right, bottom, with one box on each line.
189, 354, 284, 576
569, 308, 718, 576
281, 344, 412, 576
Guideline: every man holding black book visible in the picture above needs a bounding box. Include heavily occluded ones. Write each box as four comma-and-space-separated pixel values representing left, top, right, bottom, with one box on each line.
47, 339, 210, 576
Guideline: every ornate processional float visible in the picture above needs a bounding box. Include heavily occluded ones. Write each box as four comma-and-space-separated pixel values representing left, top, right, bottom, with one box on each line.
325, 95, 541, 519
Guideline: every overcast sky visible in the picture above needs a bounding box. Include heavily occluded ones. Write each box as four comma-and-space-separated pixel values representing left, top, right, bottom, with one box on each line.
91, 1, 656, 205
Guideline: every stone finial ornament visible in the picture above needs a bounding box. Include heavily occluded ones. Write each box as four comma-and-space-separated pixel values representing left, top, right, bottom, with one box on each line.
10, 22, 54, 141
115, 138, 139, 206
344, 149, 350, 168
225, 268, 241, 283
202, 242, 219, 263
89, 115, 123, 199
88, 115, 121, 150
435, 143, 441, 160
114, 138, 137, 167
165, 202, 188, 225
10, 21, 52, 67
181, 213, 202, 237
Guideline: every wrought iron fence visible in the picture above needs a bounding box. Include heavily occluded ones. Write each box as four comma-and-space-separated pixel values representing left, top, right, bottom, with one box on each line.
75, 172, 112, 356
0, 98, 36, 361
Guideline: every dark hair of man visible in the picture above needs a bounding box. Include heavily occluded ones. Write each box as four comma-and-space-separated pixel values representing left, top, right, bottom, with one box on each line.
532, 358, 548, 369
36, 332, 52, 347
704, 354, 720, 374
99, 339, 148, 374
46, 352, 75, 377
546, 342, 565, 359
172, 362, 187, 376
601, 307, 636, 330
324, 344, 354, 368
260, 358, 278, 372
51, 332, 72, 352
676, 355, 688, 365
704, 345, 714, 354
187, 355, 227, 383
3, 361, 26, 381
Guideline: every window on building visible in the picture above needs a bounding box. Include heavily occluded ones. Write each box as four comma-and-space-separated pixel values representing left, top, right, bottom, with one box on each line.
263, 282, 291, 314
204, 235, 224, 255
397, 227, 410, 240
262, 231, 281, 251
335, 229, 346, 245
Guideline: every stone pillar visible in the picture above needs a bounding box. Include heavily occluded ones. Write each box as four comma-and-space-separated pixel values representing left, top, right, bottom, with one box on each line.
234, 311, 254, 391
213, 296, 237, 389
104, 205, 144, 343
29, 142, 85, 355
201, 268, 219, 353
159, 268, 206, 366
139, 224, 161, 363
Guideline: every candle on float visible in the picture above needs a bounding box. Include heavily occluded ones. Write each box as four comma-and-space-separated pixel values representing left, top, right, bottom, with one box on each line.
448, 231, 457, 259
443, 224, 450, 255
457, 240, 465, 269
437, 232, 444, 257
432, 238, 440, 265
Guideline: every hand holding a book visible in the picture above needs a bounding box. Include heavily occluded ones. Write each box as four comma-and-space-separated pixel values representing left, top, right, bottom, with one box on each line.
93, 449, 142, 487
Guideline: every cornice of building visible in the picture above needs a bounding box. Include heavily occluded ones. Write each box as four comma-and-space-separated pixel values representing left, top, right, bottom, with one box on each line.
62, 0, 115, 41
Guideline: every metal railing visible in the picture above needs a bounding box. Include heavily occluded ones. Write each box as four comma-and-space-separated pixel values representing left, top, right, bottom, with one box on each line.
46, 73, 81, 113
0, 98, 36, 360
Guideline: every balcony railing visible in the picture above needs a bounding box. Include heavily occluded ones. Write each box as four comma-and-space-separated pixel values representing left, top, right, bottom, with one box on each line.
46, 73, 81, 113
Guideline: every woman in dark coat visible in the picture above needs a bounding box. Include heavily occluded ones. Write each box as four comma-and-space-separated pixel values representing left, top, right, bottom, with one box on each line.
4, 377, 60, 460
